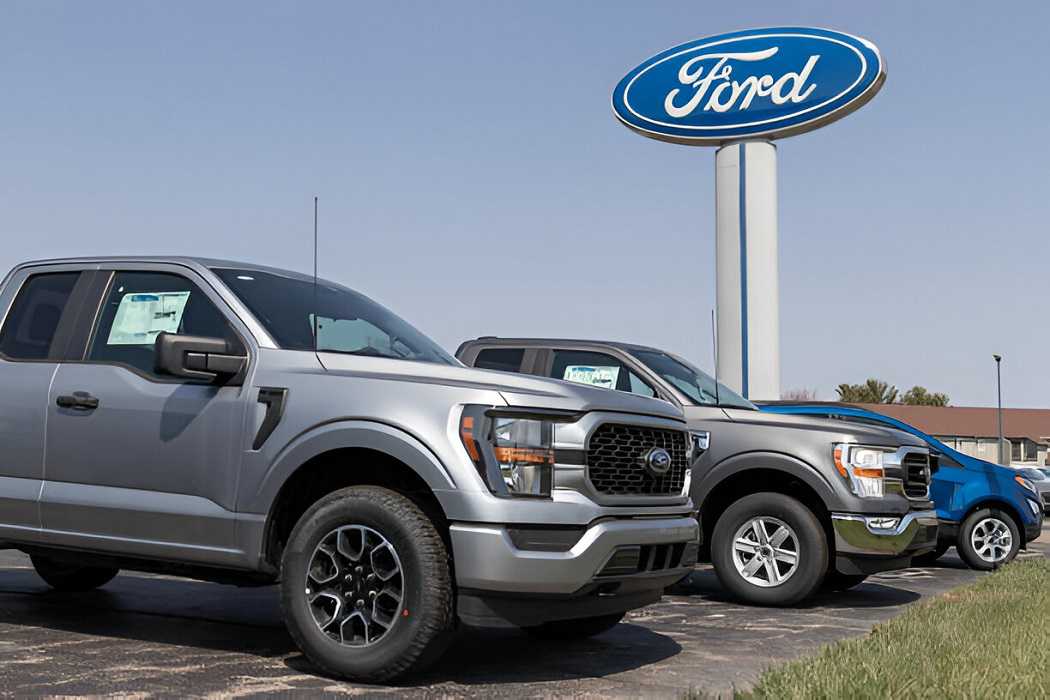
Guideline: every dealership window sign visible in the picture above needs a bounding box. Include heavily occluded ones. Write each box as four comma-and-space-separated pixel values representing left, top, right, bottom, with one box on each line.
612, 27, 884, 399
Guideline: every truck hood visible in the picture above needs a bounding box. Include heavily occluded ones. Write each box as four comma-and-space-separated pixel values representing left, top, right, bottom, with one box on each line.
706, 407, 926, 448
317, 353, 684, 421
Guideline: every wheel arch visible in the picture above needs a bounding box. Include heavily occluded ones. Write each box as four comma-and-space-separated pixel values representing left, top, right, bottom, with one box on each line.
254, 420, 457, 572
960, 498, 1027, 543
696, 453, 838, 558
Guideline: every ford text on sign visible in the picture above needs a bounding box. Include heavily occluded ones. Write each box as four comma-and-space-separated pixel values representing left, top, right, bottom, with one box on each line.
612, 27, 884, 145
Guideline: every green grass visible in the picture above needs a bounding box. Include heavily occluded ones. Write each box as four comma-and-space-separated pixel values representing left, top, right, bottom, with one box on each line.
740, 559, 1050, 699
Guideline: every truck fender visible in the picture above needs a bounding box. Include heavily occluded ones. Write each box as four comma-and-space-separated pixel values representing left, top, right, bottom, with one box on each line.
694, 450, 839, 511
247, 419, 457, 515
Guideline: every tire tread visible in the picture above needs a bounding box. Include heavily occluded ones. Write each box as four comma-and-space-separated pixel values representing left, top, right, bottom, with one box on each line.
280, 485, 454, 682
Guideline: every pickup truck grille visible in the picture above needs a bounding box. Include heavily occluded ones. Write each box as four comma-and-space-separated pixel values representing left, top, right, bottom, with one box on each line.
902, 453, 931, 499
586, 423, 689, 496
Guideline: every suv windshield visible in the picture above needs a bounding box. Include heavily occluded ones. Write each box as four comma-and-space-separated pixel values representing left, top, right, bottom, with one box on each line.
214, 268, 455, 365
631, 349, 755, 409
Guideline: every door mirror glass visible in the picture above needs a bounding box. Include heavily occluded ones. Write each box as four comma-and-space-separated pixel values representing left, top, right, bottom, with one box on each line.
154, 332, 246, 384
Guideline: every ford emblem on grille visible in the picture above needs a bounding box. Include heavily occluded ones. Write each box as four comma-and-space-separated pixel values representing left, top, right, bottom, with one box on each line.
643, 447, 673, 477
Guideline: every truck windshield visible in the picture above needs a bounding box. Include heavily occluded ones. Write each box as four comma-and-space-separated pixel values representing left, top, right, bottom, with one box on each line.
214, 268, 455, 365
631, 349, 755, 410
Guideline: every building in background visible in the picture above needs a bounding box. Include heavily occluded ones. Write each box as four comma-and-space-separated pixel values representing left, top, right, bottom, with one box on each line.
853, 404, 1050, 467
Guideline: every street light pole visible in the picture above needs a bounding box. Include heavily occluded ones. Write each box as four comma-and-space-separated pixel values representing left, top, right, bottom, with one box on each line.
993, 354, 1004, 464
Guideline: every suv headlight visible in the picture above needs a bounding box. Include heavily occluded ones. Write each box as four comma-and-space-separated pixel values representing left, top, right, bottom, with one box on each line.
1016, 475, 1039, 496
833, 444, 892, 499
459, 406, 574, 498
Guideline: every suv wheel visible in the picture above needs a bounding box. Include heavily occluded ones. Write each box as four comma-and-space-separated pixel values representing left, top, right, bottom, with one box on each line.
957, 508, 1020, 570
30, 554, 119, 591
711, 492, 828, 606
280, 486, 455, 682
525, 612, 625, 639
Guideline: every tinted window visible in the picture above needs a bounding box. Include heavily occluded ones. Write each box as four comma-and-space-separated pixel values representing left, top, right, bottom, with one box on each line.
632, 349, 754, 409
0, 272, 79, 360
549, 350, 655, 398
475, 348, 525, 373
89, 272, 238, 377
214, 268, 454, 365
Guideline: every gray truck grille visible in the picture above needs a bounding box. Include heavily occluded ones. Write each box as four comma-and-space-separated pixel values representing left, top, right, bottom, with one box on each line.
586, 423, 689, 496
902, 453, 931, 498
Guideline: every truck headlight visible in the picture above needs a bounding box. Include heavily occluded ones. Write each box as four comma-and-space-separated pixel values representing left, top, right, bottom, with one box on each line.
833, 444, 891, 499
460, 407, 571, 498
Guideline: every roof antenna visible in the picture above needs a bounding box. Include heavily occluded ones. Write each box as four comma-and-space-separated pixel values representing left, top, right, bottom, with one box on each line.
313, 195, 319, 357
711, 308, 720, 406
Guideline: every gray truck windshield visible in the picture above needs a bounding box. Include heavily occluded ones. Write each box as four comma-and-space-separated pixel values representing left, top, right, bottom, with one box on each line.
214, 268, 455, 365
632, 350, 755, 410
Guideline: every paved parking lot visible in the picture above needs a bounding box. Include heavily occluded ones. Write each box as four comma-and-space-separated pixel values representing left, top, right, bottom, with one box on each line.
2, 532, 1046, 698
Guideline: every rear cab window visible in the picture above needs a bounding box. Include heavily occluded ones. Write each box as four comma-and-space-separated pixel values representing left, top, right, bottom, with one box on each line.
0, 272, 80, 361
473, 348, 525, 373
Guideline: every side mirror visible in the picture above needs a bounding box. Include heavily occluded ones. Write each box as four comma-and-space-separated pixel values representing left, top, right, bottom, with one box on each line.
155, 332, 247, 384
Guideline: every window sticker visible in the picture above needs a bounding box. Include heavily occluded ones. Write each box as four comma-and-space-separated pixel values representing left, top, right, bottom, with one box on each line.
563, 365, 620, 390
106, 291, 191, 345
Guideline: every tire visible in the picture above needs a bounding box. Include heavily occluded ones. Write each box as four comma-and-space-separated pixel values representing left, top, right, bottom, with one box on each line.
524, 612, 625, 640
711, 492, 828, 606
911, 542, 950, 567
956, 508, 1020, 571
30, 554, 119, 592
821, 572, 868, 592
280, 486, 455, 682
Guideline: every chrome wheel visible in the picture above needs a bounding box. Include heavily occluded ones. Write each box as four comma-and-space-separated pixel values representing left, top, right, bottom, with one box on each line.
732, 516, 799, 587
971, 517, 1013, 564
305, 525, 404, 647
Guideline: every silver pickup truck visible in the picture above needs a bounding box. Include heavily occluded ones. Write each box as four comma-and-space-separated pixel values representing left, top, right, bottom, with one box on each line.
457, 337, 940, 606
0, 257, 698, 681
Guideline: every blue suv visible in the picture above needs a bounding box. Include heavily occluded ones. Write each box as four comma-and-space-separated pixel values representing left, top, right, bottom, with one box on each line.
760, 403, 1043, 570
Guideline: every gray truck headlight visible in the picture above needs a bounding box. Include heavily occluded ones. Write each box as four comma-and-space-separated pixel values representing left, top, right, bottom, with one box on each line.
460, 407, 573, 498
833, 444, 891, 499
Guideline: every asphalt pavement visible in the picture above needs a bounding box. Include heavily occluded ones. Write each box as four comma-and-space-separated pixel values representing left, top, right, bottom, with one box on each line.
1, 531, 1046, 698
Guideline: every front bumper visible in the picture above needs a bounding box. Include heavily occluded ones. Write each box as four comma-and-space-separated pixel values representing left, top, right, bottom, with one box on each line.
1025, 498, 1044, 542
451, 515, 698, 627
831, 509, 938, 575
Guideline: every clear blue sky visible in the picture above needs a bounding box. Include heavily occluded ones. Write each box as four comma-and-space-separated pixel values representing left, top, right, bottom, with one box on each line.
2, 2, 1047, 407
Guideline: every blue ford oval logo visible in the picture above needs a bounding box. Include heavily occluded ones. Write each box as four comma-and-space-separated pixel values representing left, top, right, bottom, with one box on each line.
644, 447, 673, 476
612, 27, 884, 145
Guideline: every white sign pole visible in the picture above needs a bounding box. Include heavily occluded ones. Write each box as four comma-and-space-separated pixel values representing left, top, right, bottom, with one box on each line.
715, 140, 780, 400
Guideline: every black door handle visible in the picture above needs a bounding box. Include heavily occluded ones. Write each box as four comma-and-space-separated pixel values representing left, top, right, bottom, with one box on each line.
56, 392, 99, 410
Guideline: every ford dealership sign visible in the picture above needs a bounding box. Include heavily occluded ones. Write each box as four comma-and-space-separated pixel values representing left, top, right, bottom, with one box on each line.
612, 27, 884, 145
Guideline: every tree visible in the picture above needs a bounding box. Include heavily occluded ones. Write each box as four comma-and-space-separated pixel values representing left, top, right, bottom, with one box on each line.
836, 378, 899, 404
782, 388, 818, 401
901, 386, 950, 407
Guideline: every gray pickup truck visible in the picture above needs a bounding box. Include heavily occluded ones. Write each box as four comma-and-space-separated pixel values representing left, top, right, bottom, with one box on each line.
0, 258, 699, 681
457, 338, 939, 605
